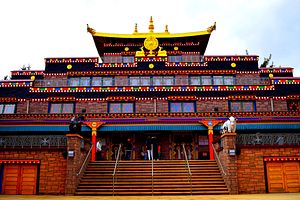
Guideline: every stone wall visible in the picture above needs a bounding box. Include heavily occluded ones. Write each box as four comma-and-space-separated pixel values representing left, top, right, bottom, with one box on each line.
237, 146, 300, 194
0, 149, 67, 194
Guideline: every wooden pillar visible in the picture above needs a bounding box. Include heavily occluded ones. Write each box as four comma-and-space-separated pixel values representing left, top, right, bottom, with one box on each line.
84, 122, 105, 161
200, 120, 221, 160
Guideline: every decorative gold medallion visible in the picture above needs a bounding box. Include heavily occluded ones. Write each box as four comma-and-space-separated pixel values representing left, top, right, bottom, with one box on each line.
67, 64, 72, 70
269, 73, 273, 78
30, 76, 35, 80
149, 63, 154, 69
231, 63, 236, 68
144, 36, 159, 56
124, 47, 129, 51
174, 46, 179, 51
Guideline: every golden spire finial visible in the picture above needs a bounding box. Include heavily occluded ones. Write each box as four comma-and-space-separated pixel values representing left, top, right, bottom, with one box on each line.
165, 24, 169, 33
134, 23, 138, 33
87, 24, 96, 35
207, 22, 216, 33
149, 16, 154, 33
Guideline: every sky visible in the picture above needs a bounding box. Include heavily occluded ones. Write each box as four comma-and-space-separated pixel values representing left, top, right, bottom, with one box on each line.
0, 0, 300, 78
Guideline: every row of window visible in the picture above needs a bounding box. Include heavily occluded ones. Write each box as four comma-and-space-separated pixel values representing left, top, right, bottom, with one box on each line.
68, 76, 236, 87
0, 101, 256, 114
102, 55, 201, 63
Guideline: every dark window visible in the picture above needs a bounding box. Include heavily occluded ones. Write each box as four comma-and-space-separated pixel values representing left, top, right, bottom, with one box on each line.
49, 103, 74, 113
108, 102, 134, 113
229, 101, 255, 112
169, 102, 195, 113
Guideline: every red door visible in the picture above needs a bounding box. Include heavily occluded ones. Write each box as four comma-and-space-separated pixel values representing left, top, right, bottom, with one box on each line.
2, 164, 37, 194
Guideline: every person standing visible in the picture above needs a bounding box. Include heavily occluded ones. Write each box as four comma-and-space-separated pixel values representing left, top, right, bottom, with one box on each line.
96, 138, 102, 160
124, 138, 132, 160
146, 136, 152, 160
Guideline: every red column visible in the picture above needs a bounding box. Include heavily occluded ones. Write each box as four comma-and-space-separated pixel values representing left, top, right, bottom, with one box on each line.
84, 122, 105, 162
91, 128, 97, 161
208, 127, 214, 160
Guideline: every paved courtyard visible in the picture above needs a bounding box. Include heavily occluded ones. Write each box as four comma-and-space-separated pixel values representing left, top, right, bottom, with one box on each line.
0, 193, 299, 200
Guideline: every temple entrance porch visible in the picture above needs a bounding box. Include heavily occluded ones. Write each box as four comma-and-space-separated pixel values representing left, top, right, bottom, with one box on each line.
94, 131, 211, 161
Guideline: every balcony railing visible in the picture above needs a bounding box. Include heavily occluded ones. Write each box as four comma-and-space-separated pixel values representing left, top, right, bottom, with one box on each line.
236, 133, 300, 146
33, 77, 270, 87
0, 135, 67, 148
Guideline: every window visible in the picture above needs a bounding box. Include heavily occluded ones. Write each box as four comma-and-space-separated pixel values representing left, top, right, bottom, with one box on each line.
0, 104, 16, 114
103, 56, 122, 63
230, 101, 255, 112
91, 77, 114, 86
168, 56, 182, 62
122, 56, 134, 63
153, 76, 174, 86
50, 103, 74, 113
68, 77, 91, 86
189, 76, 235, 85
182, 55, 200, 62
170, 102, 195, 113
109, 102, 134, 113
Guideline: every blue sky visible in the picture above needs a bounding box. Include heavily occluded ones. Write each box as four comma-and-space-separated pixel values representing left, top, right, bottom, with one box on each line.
0, 0, 300, 78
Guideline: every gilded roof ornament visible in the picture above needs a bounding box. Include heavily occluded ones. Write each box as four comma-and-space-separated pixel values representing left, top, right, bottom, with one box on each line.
207, 22, 216, 33
87, 24, 96, 35
149, 16, 154, 33
134, 23, 138, 33
165, 25, 169, 33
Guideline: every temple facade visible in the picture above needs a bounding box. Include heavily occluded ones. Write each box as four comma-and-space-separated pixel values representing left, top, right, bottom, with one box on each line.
0, 17, 299, 195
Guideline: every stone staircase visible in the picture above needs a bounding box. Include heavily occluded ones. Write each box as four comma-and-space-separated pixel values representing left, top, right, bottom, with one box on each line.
75, 160, 229, 195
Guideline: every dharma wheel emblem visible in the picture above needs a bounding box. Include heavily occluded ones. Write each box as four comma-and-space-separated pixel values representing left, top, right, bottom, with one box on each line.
144, 36, 159, 56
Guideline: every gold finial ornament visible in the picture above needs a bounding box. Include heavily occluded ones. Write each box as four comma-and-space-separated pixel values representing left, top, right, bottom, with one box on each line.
165, 25, 169, 33
135, 47, 145, 57
149, 16, 154, 33
144, 35, 159, 56
87, 24, 96, 35
207, 22, 216, 33
157, 46, 167, 56
134, 23, 138, 33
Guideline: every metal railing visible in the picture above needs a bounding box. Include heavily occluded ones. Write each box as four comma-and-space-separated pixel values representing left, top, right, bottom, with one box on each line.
212, 144, 227, 176
112, 143, 122, 196
77, 144, 93, 176
182, 143, 193, 195
0, 135, 67, 148
151, 144, 154, 196
236, 133, 300, 146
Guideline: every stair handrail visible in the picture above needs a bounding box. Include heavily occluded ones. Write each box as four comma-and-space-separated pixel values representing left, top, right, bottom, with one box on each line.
182, 143, 192, 195
77, 144, 93, 177
112, 143, 122, 196
151, 143, 154, 196
212, 143, 227, 176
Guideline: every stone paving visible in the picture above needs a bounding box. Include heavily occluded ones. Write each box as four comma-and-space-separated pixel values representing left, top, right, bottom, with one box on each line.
0, 193, 300, 200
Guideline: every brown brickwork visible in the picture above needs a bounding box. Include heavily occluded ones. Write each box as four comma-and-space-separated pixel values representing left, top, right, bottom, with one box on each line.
0, 149, 67, 194
65, 134, 88, 195
237, 146, 300, 194
198, 100, 228, 112
273, 99, 288, 111
156, 100, 168, 113
76, 102, 107, 113
136, 100, 154, 113
218, 133, 238, 194
16, 101, 28, 114
175, 75, 188, 85
29, 102, 48, 114
115, 76, 128, 86
256, 100, 271, 112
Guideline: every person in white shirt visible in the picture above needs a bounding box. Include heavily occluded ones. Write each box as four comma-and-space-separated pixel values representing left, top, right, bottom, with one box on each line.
96, 138, 102, 160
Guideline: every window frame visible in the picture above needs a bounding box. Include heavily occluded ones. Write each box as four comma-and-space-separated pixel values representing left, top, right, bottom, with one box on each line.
229, 101, 256, 112
49, 103, 75, 114
169, 101, 196, 113
108, 102, 135, 113
0, 103, 16, 114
